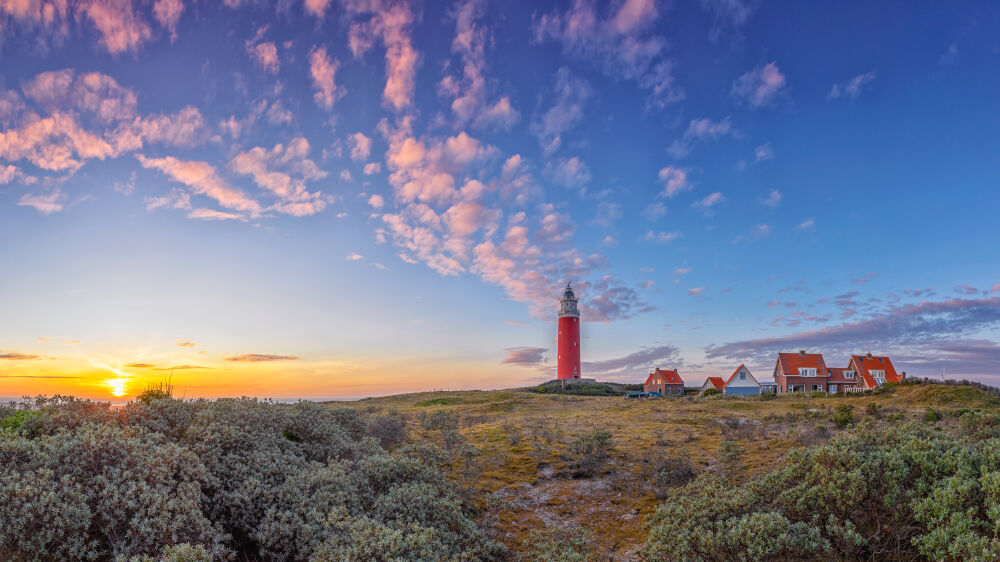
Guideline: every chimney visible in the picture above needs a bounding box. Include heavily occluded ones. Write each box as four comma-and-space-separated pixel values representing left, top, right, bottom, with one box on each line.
799, 350, 806, 356
867, 352, 873, 358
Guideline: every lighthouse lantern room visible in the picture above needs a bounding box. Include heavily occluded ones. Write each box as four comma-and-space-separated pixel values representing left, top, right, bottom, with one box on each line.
557, 283, 582, 380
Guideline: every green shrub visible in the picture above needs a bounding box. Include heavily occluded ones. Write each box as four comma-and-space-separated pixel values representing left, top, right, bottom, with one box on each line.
924, 408, 942, 423
0, 397, 502, 561
566, 428, 614, 477
414, 397, 462, 407
718, 440, 746, 480
645, 423, 1000, 561
522, 525, 593, 561
831, 404, 854, 428
865, 402, 882, 419
702, 388, 720, 397
0, 409, 38, 432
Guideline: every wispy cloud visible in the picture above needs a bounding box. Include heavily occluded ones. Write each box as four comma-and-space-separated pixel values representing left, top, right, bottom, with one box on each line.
667, 117, 734, 158
0, 351, 40, 360
531, 68, 592, 154
827, 71, 876, 100
732, 61, 787, 109
500, 346, 547, 367
584, 344, 682, 381
657, 166, 691, 197
225, 353, 299, 362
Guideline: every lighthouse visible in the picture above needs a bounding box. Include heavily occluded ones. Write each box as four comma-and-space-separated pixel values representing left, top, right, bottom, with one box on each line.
557, 282, 582, 380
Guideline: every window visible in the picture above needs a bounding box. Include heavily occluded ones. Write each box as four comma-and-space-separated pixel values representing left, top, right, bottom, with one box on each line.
844, 370, 855, 379
798, 367, 817, 376
870, 370, 886, 385
739, 373, 746, 380
812, 384, 824, 391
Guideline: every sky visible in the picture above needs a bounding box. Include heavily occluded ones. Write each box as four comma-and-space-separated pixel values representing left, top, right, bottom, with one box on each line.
1, 0, 999, 401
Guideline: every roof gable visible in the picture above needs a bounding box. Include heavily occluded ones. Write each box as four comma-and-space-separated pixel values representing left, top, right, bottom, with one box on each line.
646, 368, 683, 385
704, 377, 725, 390
725, 364, 759, 386
777, 352, 829, 377
850, 355, 901, 387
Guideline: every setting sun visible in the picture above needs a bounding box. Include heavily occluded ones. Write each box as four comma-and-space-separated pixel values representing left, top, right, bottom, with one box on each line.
103, 378, 129, 398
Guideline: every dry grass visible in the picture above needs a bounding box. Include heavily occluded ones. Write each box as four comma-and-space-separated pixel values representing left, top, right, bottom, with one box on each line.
342, 383, 1000, 560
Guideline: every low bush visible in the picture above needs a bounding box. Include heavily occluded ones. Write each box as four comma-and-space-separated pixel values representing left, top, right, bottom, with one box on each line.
0, 396, 503, 561
831, 403, 854, 428
566, 428, 614, 477
521, 525, 593, 562
645, 423, 1000, 561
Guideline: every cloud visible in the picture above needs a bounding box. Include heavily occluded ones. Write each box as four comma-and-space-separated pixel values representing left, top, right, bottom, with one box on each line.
37, 336, 80, 344
349, 132, 372, 161
593, 201, 622, 227
754, 142, 774, 162
545, 156, 591, 189
642, 202, 667, 221
176, 340, 196, 347
584, 344, 682, 380
700, 0, 756, 41
673, 267, 692, 275
0, 351, 40, 360
533, 0, 683, 108
367, 194, 384, 209
688, 287, 706, 296
667, 117, 733, 159
78, 0, 154, 55
229, 137, 329, 216
308, 46, 344, 110
955, 285, 979, 295
364, 162, 382, 175
225, 353, 299, 362
247, 40, 280, 74
797, 218, 815, 229
827, 71, 876, 100
693, 192, 724, 215
344, 0, 419, 110
346, 253, 364, 261
731, 61, 787, 109
706, 296, 1000, 376
125, 363, 155, 368
304, 0, 332, 18
657, 166, 691, 197
760, 188, 781, 207
152, 0, 184, 39
644, 230, 680, 244
137, 154, 262, 217
439, 0, 519, 130
500, 346, 547, 367
18, 190, 65, 214
531, 68, 592, 154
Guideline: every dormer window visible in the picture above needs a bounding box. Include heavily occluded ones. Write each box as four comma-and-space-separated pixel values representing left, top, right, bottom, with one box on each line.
844, 370, 855, 379
798, 367, 817, 376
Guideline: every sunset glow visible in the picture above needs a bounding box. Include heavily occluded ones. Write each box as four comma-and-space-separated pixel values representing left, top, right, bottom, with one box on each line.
2, 0, 999, 401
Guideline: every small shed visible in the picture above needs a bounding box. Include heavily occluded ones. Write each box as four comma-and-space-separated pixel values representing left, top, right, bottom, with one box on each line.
644, 368, 685, 396
760, 381, 778, 394
724, 364, 761, 396
700, 377, 725, 395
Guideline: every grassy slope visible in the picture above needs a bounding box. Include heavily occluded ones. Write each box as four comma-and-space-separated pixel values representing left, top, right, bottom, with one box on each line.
341, 384, 1000, 560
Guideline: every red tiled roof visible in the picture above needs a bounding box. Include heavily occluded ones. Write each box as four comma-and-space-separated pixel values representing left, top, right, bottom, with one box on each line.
724, 364, 758, 386
777, 352, 829, 377
850, 355, 902, 388
645, 368, 684, 385
705, 377, 725, 390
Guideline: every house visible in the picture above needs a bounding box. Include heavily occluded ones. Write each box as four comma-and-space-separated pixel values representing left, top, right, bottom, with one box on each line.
848, 353, 904, 390
645, 368, 685, 396
723, 364, 761, 396
774, 351, 830, 393
700, 377, 725, 395
826, 367, 859, 394
760, 381, 778, 394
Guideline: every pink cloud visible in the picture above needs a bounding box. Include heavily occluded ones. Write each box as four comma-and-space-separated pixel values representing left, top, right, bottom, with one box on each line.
349, 132, 372, 161
439, 0, 519, 130
732, 61, 787, 109
18, 189, 65, 214
153, 0, 184, 38
136, 154, 262, 216
247, 41, 280, 74
657, 166, 690, 197
308, 46, 344, 110
344, 0, 419, 111
78, 0, 154, 55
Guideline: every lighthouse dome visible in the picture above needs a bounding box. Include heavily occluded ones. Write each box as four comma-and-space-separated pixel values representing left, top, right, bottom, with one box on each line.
562, 283, 576, 301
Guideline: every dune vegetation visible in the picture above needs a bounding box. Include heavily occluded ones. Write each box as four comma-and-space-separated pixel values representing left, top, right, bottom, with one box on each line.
2, 379, 1000, 560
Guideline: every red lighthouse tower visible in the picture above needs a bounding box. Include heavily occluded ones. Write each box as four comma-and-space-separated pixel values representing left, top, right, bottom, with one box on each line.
557, 283, 582, 380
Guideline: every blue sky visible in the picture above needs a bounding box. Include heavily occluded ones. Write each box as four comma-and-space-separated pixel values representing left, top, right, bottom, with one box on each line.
1, 0, 999, 399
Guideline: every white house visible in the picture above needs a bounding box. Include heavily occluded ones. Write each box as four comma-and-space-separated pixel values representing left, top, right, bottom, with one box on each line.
723, 364, 761, 396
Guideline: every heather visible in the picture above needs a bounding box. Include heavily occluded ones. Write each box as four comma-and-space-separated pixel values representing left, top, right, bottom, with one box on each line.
0, 394, 503, 561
